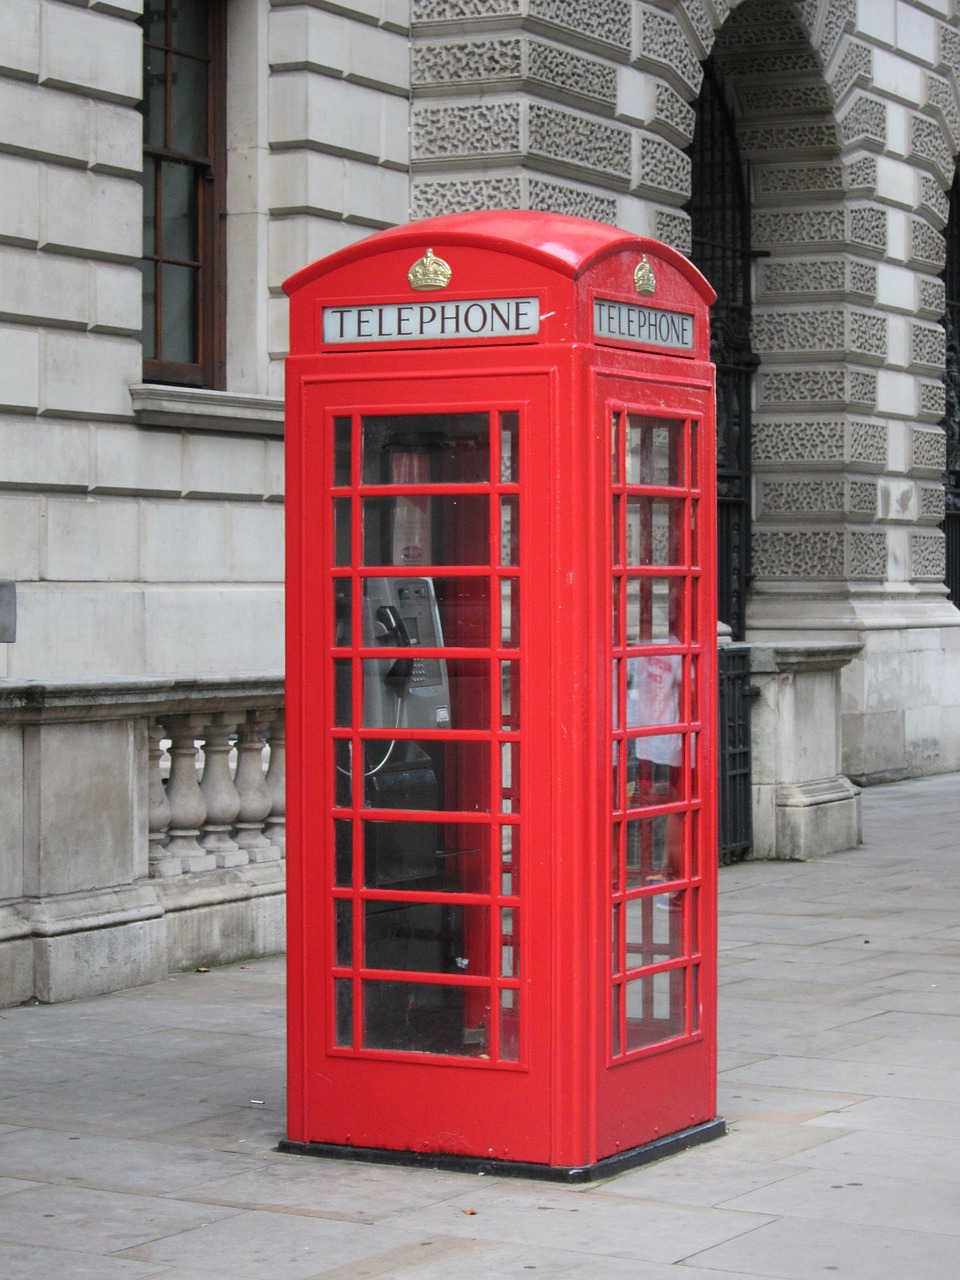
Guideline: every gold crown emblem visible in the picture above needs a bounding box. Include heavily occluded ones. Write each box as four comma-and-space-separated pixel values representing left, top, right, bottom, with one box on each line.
634, 255, 656, 297
407, 248, 452, 291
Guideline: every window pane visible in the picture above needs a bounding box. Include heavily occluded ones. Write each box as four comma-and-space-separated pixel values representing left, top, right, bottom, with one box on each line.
626, 497, 685, 567
139, 260, 157, 359
625, 971, 685, 1049
171, 2, 208, 56
363, 496, 488, 566
141, 157, 157, 255
362, 980, 487, 1056
625, 577, 683, 644
625, 891, 684, 969
500, 989, 520, 1061
170, 55, 208, 156
626, 655, 681, 728
362, 413, 490, 485
160, 262, 198, 363
143, 47, 166, 148
361, 658, 487, 731
143, 0, 167, 46
626, 416, 683, 487
161, 161, 198, 260
362, 739, 491, 812
363, 819, 488, 890
500, 410, 519, 483
365, 901, 488, 976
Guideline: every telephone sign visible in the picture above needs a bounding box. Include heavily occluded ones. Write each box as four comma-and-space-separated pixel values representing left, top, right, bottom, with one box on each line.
283, 210, 722, 1179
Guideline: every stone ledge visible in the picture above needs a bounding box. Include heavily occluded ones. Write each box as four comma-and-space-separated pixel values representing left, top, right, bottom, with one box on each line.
130, 384, 285, 437
0, 675, 285, 723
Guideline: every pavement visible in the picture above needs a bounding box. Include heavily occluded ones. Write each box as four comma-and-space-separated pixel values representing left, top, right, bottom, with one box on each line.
1, 772, 958, 1279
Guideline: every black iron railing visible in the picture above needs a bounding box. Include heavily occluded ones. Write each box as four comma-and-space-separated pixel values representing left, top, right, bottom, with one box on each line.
718, 644, 753, 864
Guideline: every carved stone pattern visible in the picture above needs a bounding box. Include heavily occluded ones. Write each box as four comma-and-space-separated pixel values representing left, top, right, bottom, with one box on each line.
941, 24, 960, 78
817, 0, 855, 64
848, 261, 877, 297
528, 104, 631, 177
910, 114, 953, 180
796, 0, 818, 35
752, 420, 845, 465
719, 50, 819, 77
761, 369, 845, 405
850, 420, 887, 466
926, 73, 960, 147
709, 0, 731, 25
752, 310, 845, 354
911, 218, 946, 269
412, 40, 523, 86
752, 530, 845, 578
846, 156, 877, 191
638, 136, 691, 198
715, 3, 805, 50
638, 9, 703, 94
832, 40, 872, 101
527, 42, 617, 104
413, 0, 520, 19
739, 122, 839, 156
847, 480, 878, 514
655, 208, 692, 254
850, 311, 887, 359
849, 207, 886, 253
920, 276, 946, 314
740, 83, 833, 117
911, 532, 946, 580
412, 103, 521, 158
529, 0, 631, 49
756, 164, 843, 196
760, 260, 844, 295
655, 83, 696, 142
528, 179, 617, 223
919, 174, 949, 228
912, 322, 947, 369
680, 0, 715, 55
920, 484, 946, 519
753, 209, 845, 247
920, 380, 947, 417
412, 178, 522, 218
849, 371, 877, 406
913, 427, 947, 471
840, 95, 887, 148
848, 530, 886, 579
761, 479, 844, 513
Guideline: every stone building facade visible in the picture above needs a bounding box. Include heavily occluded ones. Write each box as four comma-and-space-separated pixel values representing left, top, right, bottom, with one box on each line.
1, 0, 959, 1004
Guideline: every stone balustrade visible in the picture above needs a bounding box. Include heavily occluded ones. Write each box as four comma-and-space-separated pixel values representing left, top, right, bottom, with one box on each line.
0, 676, 285, 1007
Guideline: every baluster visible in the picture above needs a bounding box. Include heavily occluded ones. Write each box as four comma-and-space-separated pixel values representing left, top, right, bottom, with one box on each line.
264, 712, 286, 857
200, 715, 246, 868
234, 712, 280, 862
161, 715, 216, 873
147, 719, 178, 877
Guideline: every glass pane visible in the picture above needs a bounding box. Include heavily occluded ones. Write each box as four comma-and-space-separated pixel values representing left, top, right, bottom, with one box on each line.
612, 740, 623, 811
500, 660, 519, 730
334, 739, 352, 808
690, 420, 699, 490
611, 820, 622, 892
611, 658, 621, 730
626, 813, 683, 887
500, 824, 519, 896
334, 819, 352, 887
365, 901, 488, 975
500, 496, 519, 566
611, 411, 621, 483
500, 741, 519, 813
143, 0, 166, 46
362, 576, 490, 649
361, 413, 490, 485
143, 47, 166, 148
611, 984, 621, 1056
334, 416, 352, 486
364, 819, 487, 890
334, 658, 352, 727
334, 499, 351, 566
625, 891, 684, 969
362, 496, 488, 566
625, 971, 685, 1049
612, 902, 622, 974
335, 978, 353, 1046
362, 739, 491, 812
629, 750, 684, 805
335, 899, 352, 967
361, 658, 487, 730
171, 2, 208, 56
161, 160, 197, 260
611, 494, 622, 566
363, 980, 488, 1056
141, 156, 157, 255
612, 576, 621, 646
500, 578, 519, 647
333, 579, 351, 645
139, 260, 157, 359
170, 55, 208, 156
500, 410, 519, 483
626, 416, 682, 487
500, 907, 519, 977
626, 655, 682, 728
625, 576, 683, 644
159, 262, 198, 363
500, 989, 520, 1061
626, 497, 685, 567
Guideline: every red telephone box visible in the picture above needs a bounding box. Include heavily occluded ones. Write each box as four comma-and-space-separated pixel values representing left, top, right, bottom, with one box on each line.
283, 210, 722, 1179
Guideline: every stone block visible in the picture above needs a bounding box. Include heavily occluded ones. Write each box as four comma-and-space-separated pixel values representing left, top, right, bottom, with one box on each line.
41, 168, 140, 262
875, 261, 916, 310
875, 368, 916, 415
41, 330, 142, 420
271, 150, 348, 218
163, 891, 285, 973
750, 783, 777, 860
270, 5, 408, 92
41, 2, 142, 105
227, 504, 285, 582
0, 156, 41, 248
774, 781, 862, 860
0, 326, 40, 412
0, 245, 89, 329
0, 416, 89, 491
90, 101, 142, 177
345, 160, 408, 227
142, 585, 284, 676
92, 422, 183, 498
895, 1, 937, 62
0, 494, 43, 579
0, 0, 40, 79
140, 500, 229, 583
264, 439, 285, 501
44, 496, 140, 582
90, 261, 141, 335
269, 73, 406, 167
842, 708, 905, 779
6, 583, 145, 680
268, 214, 362, 291
184, 434, 268, 501
0, 935, 33, 1007
0, 727, 24, 899
34, 917, 168, 1003
0, 78, 89, 167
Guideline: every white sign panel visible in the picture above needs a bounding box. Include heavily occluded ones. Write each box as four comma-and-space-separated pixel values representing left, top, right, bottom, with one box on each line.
323, 297, 540, 344
594, 298, 694, 351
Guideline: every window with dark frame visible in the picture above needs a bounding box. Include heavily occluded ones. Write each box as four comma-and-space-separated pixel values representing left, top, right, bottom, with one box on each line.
139, 0, 226, 389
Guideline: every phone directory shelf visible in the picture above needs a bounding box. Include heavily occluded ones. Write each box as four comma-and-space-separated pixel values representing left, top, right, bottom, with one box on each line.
284, 210, 723, 1178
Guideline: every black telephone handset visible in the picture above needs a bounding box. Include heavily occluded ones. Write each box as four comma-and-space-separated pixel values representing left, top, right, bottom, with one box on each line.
375, 604, 414, 691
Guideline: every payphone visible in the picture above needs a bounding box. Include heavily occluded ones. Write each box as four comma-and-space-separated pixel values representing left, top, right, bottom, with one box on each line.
284, 210, 721, 1178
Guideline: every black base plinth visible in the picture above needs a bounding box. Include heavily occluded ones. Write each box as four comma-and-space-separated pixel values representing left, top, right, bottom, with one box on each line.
277, 1116, 726, 1184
